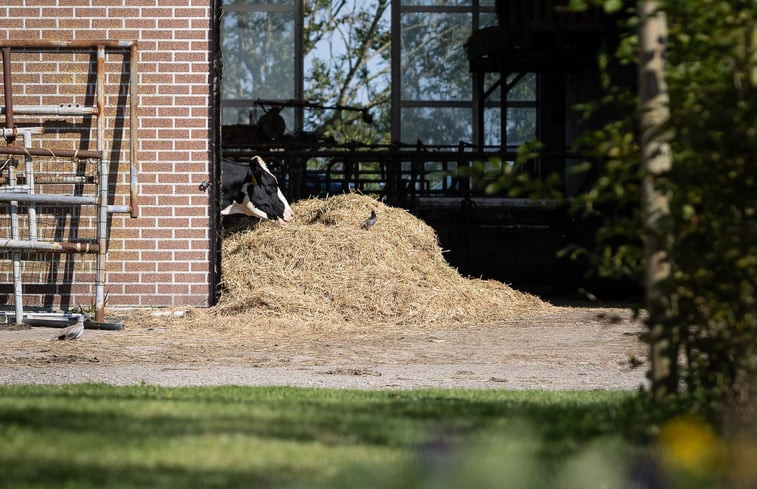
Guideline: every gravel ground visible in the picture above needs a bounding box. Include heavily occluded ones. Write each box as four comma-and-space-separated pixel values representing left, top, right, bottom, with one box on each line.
0, 305, 648, 390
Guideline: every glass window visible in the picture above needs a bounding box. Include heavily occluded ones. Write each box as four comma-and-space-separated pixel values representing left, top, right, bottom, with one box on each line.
222, 107, 251, 125
507, 73, 536, 101
396, 0, 538, 148
479, 11, 498, 28
401, 107, 472, 144
483, 107, 501, 146
479, 72, 537, 147
506, 107, 536, 145
222, 10, 295, 102
401, 12, 472, 101
484, 72, 501, 101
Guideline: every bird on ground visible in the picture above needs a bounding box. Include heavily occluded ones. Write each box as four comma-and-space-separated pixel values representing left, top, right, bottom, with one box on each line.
361, 210, 377, 230
56, 315, 85, 341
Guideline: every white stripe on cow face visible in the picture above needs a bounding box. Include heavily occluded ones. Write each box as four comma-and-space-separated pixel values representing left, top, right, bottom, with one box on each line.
250, 157, 294, 223
277, 187, 295, 222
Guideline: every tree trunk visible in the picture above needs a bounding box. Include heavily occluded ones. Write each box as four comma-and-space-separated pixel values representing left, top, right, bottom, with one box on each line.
639, 1, 677, 400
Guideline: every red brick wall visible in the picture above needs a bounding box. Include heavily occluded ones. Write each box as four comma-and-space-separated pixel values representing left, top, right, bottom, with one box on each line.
1, 1, 215, 309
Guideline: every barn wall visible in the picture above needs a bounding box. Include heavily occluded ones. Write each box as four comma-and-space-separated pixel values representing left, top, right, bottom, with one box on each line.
1, 1, 214, 309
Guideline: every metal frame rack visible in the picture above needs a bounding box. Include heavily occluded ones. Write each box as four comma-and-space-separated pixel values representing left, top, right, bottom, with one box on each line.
0, 40, 139, 325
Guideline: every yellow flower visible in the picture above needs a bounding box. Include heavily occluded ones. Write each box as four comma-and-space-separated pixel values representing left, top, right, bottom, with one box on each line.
658, 415, 727, 475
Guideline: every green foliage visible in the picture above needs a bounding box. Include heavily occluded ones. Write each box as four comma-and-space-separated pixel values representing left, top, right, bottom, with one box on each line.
457, 141, 564, 200
566, 0, 626, 14
469, 0, 756, 408
661, 0, 757, 405
569, 85, 644, 282
568, 1, 757, 407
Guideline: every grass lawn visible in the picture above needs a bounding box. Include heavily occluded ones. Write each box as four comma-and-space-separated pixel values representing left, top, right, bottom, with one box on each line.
0, 384, 668, 488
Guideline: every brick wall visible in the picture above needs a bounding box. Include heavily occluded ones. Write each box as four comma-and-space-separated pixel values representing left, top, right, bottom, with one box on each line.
1, 0, 215, 309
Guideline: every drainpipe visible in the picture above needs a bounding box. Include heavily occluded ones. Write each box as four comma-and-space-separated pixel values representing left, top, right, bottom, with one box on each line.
129, 42, 139, 218
2, 47, 15, 144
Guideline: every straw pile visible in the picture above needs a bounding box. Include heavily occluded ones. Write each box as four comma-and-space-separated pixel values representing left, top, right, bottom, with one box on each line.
216, 193, 548, 324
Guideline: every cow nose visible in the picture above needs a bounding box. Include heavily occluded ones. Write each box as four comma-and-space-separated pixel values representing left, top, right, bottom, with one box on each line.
284, 209, 295, 222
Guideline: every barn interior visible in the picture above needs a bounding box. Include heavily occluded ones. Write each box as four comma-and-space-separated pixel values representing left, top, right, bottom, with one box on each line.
218, 0, 632, 297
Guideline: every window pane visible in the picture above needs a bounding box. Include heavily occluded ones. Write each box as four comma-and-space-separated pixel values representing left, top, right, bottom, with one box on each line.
484, 72, 501, 102
401, 12, 472, 101
480, 11, 498, 28
222, 107, 252, 125
222, 10, 295, 101
507, 73, 536, 101
401, 107, 472, 144
483, 107, 501, 146
506, 107, 536, 145
481, 72, 537, 105
222, 106, 295, 139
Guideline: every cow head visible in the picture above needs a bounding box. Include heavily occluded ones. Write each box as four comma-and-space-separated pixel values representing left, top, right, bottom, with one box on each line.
221, 156, 295, 224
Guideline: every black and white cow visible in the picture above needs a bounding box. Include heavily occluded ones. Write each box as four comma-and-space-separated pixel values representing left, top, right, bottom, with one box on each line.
221, 156, 295, 223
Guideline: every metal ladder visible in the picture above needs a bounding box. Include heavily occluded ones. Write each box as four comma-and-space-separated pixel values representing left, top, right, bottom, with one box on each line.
0, 40, 139, 325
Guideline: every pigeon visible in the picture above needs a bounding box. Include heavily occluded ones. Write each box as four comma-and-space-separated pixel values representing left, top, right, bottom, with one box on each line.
56, 315, 85, 341
361, 210, 377, 230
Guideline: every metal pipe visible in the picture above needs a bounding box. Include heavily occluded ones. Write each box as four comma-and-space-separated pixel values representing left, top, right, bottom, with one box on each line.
107, 204, 131, 214
95, 45, 107, 323
235, 149, 521, 161
2, 47, 15, 144
2, 127, 43, 137
0, 146, 102, 160
33, 175, 95, 185
3, 47, 15, 136
22, 312, 87, 328
129, 43, 139, 218
7, 158, 23, 324
3, 175, 94, 185
1, 184, 32, 192
0, 192, 98, 205
0, 238, 99, 253
22, 132, 37, 241
1, 104, 98, 116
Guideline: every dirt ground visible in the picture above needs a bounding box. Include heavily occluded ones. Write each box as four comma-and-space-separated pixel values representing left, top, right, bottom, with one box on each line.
0, 302, 649, 390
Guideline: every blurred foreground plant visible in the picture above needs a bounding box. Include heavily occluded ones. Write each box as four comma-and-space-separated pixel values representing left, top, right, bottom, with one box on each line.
466, 0, 757, 413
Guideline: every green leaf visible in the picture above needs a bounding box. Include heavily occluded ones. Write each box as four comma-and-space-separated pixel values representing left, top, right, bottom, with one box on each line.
566, 0, 588, 11
603, 0, 623, 13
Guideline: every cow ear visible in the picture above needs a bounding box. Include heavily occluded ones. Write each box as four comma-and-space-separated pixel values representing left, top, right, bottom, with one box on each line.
250, 175, 259, 186
249, 158, 264, 176
249, 156, 264, 171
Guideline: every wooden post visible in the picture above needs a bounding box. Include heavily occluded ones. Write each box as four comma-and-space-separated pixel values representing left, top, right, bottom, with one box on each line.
639, 1, 676, 399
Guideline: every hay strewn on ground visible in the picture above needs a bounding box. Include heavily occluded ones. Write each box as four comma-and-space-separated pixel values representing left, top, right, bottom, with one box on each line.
216, 193, 549, 324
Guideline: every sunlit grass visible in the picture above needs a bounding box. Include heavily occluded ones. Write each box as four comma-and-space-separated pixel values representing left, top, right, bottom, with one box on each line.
2, 384, 743, 489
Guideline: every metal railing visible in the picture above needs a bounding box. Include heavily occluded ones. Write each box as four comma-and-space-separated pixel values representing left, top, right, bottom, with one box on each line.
223, 141, 575, 206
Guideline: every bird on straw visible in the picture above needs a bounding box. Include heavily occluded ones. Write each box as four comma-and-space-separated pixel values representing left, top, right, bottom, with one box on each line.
361, 210, 377, 230
56, 315, 85, 341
